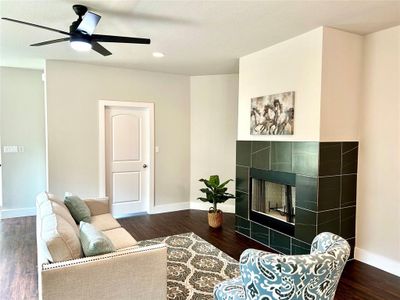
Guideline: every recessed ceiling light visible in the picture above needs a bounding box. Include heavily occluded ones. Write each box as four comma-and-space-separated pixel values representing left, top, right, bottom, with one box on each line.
152, 52, 164, 58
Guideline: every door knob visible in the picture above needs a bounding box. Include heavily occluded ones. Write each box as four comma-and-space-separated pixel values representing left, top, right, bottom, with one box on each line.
143, 164, 148, 168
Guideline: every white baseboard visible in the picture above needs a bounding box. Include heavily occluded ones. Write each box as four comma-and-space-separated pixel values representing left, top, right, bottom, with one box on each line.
0, 207, 36, 219
113, 211, 147, 219
149, 202, 191, 214
355, 247, 400, 277
190, 202, 235, 213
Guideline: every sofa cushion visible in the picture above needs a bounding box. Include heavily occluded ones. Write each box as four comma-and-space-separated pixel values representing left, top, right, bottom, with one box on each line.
36, 192, 48, 207
37, 192, 65, 208
48, 193, 68, 209
38, 199, 78, 236
83, 198, 109, 216
90, 213, 121, 231
80, 222, 116, 257
102, 227, 138, 250
41, 213, 83, 262
64, 195, 91, 223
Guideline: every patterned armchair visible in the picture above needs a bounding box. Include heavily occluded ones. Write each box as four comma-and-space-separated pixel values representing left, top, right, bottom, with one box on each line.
214, 232, 350, 300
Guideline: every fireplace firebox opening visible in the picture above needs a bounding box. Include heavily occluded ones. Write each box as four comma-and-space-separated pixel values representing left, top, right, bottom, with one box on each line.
249, 168, 296, 236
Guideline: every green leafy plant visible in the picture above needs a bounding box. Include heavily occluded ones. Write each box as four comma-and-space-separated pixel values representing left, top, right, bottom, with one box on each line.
197, 175, 235, 213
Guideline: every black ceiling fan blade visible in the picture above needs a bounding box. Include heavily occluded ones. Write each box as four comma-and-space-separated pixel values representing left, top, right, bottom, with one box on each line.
92, 34, 150, 44
31, 37, 70, 47
92, 41, 112, 56
77, 11, 101, 35
1, 17, 70, 35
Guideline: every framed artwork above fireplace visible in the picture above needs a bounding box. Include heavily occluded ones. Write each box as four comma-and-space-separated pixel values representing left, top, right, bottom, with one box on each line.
250, 91, 295, 135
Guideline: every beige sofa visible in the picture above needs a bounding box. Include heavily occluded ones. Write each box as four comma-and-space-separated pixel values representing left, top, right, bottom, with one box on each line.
36, 192, 167, 300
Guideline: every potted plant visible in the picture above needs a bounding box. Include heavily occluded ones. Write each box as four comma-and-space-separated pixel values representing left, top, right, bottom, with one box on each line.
197, 175, 235, 228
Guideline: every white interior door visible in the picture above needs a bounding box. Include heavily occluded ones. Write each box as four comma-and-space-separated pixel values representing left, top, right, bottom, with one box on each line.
105, 107, 150, 216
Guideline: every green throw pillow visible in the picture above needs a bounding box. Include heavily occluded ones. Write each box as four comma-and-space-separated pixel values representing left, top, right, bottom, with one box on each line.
64, 195, 91, 223
80, 222, 116, 257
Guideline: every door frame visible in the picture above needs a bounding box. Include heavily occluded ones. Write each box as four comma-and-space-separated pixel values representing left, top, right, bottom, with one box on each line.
0, 136, 2, 210
98, 100, 155, 214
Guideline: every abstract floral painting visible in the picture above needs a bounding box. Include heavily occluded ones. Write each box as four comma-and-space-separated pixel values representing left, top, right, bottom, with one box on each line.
250, 91, 295, 135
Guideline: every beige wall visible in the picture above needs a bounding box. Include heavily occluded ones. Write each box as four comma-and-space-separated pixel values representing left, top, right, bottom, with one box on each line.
190, 74, 238, 212
45, 61, 190, 207
320, 27, 363, 141
356, 26, 400, 275
238, 27, 323, 141
0, 67, 46, 216
238, 27, 363, 142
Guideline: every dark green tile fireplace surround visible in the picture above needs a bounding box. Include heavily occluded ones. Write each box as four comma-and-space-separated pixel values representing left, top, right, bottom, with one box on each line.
235, 141, 358, 257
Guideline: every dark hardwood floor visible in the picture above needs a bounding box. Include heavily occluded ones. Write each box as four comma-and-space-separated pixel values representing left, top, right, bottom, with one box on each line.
1, 210, 399, 300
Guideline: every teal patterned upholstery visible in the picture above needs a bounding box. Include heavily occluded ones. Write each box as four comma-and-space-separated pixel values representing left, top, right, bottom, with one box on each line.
214, 232, 350, 300
214, 277, 246, 300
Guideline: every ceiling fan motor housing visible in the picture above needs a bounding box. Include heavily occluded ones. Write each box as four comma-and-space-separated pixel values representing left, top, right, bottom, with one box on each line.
70, 34, 91, 44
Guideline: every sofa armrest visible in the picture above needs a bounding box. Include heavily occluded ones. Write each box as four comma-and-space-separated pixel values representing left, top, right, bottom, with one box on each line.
39, 244, 167, 300
83, 197, 110, 215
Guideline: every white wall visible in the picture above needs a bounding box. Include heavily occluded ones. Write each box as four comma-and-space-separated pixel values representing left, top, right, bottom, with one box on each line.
355, 26, 400, 276
190, 74, 238, 212
320, 27, 363, 141
0, 67, 46, 218
45, 61, 190, 208
238, 27, 324, 141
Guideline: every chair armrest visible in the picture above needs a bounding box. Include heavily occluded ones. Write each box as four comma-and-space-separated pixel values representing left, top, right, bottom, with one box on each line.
83, 197, 109, 215
239, 248, 349, 299
40, 244, 167, 300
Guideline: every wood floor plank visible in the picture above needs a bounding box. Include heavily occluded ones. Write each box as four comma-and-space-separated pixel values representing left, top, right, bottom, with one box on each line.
1, 210, 399, 299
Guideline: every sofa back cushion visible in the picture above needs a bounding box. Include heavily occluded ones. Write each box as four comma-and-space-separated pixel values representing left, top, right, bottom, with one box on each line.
41, 213, 83, 262
38, 199, 79, 236
37, 192, 65, 208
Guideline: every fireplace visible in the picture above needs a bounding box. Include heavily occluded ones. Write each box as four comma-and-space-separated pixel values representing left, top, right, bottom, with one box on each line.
235, 141, 358, 256
249, 168, 296, 236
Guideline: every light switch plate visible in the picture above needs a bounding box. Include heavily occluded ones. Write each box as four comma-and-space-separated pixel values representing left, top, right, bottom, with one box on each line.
155, 146, 159, 153
4, 146, 18, 153
3, 146, 24, 153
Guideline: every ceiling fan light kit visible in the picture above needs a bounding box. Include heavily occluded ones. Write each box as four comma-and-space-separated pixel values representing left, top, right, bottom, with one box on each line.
152, 52, 164, 58
70, 35, 91, 52
1, 4, 151, 56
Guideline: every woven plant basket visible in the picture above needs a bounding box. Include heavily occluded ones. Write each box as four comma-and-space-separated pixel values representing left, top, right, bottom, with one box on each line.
208, 210, 223, 228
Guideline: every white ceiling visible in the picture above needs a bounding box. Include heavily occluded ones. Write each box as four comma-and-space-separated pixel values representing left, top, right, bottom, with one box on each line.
1, 0, 399, 75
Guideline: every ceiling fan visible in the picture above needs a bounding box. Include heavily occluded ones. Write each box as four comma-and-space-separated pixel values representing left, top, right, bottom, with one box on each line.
1, 4, 151, 56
